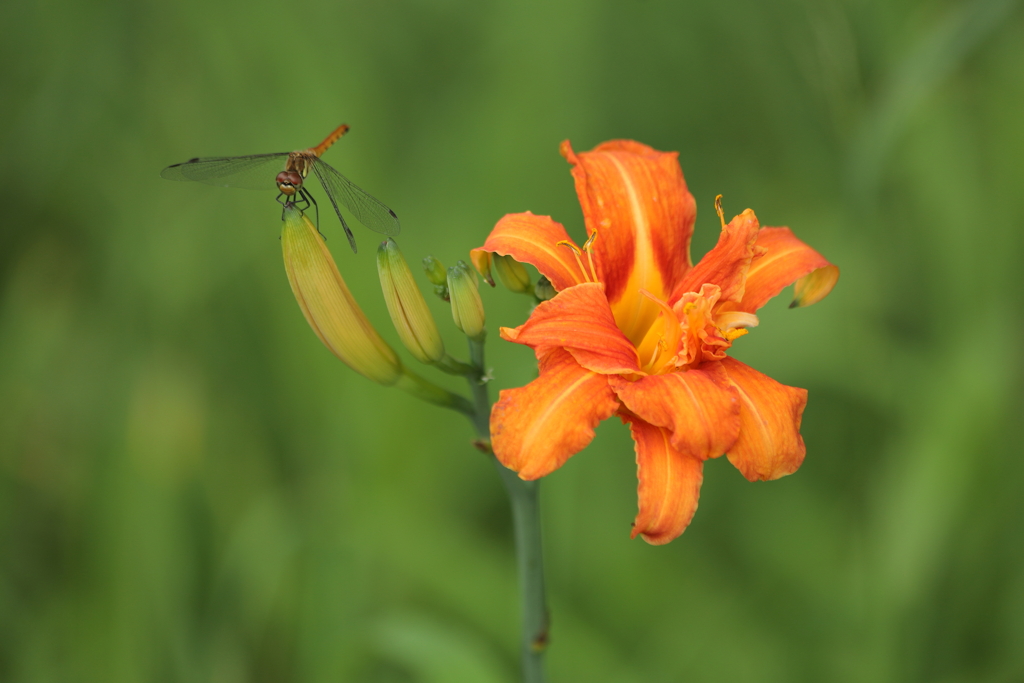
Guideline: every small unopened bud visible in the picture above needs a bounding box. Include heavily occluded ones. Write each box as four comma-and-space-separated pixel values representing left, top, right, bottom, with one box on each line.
377, 239, 445, 364
447, 261, 486, 340
281, 206, 402, 385
422, 255, 448, 286
492, 254, 532, 294
534, 275, 556, 301
422, 256, 450, 300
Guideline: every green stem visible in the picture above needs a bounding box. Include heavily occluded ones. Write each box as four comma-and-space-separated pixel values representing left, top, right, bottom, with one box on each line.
466, 337, 490, 437
466, 336, 548, 683
495, 464, 549, 682
394, 368, 473, 416
431, 352, 477, 377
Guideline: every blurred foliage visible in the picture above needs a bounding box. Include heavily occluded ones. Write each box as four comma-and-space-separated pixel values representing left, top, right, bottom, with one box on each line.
1, 0, 1023, 681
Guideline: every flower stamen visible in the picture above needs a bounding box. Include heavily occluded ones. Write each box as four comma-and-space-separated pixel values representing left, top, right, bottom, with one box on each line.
715, 194, 726, 229
582, 230, 599, 282
557, 240, 592, 283
646, 337, 667, 369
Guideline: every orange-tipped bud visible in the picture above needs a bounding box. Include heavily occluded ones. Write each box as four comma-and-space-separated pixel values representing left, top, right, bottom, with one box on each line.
377, 239, 445, 364
470, 249, 495, 287
281, 206, 402, 385
492, 254, 532, 294
447, 261, 486, 341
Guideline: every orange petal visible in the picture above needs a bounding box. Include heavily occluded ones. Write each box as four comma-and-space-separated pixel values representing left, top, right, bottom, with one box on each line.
500, 283, 640, 375
729, 227, 839, 313
624, 416, 704, 545
720, 357, 807, 481
561, 140, 697, 345
671, 209, 761, 305
470, 212, 586, 293
491, 348, 620, 480
609, 362, 739, 459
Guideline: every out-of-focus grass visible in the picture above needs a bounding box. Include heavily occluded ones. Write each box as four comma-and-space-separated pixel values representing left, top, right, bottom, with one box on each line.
1, 0, 1022, 681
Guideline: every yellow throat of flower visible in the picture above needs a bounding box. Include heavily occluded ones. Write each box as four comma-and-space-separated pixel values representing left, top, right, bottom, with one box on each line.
636, 285, 759, 375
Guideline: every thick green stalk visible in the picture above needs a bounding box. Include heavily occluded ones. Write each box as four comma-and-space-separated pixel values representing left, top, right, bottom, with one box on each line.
466, 337, 549, 683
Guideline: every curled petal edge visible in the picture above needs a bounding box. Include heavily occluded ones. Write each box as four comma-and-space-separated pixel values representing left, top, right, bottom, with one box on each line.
728, 227, 839, 313
624, 416, 705, 545
470, 212, 586, 293
501, 283, 641, 375
720, 356, 807, 482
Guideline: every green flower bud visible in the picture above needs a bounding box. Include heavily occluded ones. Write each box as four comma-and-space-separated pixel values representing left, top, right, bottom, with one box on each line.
493, 254, 532, 294
534, 275, 556, 301
377, 239, 445, 364
447, 261, 486, 340
422, 255, 448, 286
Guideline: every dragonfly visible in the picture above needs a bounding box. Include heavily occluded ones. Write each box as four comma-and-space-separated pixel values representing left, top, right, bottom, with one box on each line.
161, 123, 399, 253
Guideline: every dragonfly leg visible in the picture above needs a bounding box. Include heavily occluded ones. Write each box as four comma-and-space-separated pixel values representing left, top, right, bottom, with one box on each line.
276, 191, 288, 221
301, 188, 325, 240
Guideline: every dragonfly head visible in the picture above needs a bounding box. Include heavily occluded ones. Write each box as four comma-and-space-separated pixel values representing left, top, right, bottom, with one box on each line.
276, 170, 304, 196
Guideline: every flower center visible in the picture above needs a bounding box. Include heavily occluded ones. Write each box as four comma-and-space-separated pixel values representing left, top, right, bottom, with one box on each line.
636, 284, 758, 375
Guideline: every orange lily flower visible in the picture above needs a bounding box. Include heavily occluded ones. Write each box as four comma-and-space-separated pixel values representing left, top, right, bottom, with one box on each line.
471, 140, 838, 544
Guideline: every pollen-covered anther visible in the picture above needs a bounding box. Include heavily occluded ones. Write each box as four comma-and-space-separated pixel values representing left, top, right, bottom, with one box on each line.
723, 328, 748, 341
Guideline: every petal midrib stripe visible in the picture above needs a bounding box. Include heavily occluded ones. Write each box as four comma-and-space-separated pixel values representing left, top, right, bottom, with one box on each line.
520, 369, 598, 457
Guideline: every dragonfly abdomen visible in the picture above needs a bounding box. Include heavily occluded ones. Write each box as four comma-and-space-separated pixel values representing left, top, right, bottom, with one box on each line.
311, 123, 350, 157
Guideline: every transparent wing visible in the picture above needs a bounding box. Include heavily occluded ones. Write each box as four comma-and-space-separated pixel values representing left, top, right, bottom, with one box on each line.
310, 158, 401, 236
160, 153, 289, 190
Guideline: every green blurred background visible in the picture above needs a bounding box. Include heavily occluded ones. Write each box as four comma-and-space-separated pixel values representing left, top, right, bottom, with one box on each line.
2, 0, 1023, 680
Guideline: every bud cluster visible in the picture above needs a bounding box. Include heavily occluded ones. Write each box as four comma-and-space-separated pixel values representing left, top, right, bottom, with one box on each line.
279, 205, 551, 414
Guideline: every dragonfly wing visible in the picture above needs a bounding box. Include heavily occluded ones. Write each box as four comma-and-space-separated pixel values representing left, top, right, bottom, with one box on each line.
160, 153, 288, 190
310, 159, 401, 236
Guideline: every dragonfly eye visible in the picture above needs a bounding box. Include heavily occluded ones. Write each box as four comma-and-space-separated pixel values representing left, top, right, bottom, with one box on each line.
276, 171, 304, 194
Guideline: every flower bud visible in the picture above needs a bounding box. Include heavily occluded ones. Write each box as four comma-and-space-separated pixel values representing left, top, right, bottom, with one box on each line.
469, 249, 495, 287
492, 254, 532, 294
447, 261, 486, 340
422, 255, 450, 300
281, 206, 402, 385
377, 239, 445, 364
534, 275, 556, 301
422, 255, 448, 286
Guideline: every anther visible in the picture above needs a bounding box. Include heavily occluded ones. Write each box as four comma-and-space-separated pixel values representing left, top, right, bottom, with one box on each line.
724, 328, 749, 341
715, 194, 726, 228
557, 240, 591, 283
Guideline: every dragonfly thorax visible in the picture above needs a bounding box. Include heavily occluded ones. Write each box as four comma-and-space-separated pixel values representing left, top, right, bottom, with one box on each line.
276, 170, 304, 195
